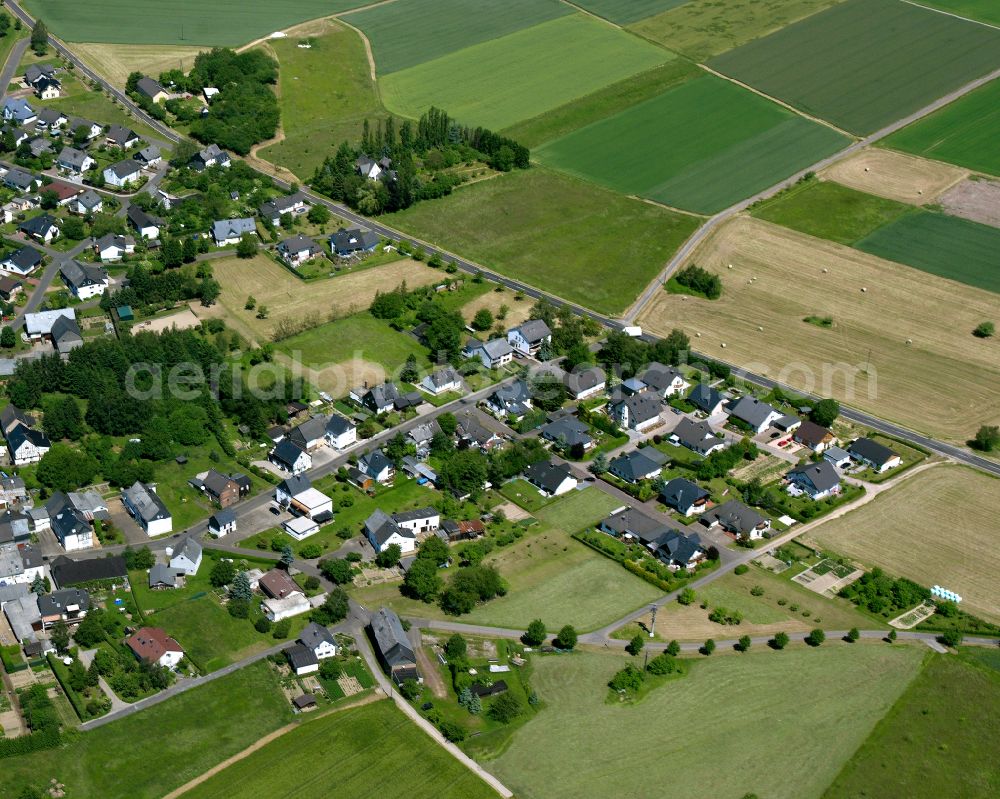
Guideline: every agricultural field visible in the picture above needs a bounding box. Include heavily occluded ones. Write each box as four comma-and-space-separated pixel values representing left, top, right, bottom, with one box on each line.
571, 0, 689, 25
72, 42, 202, 87
921, 0, 1000, 26
855, 210, 1000, 293
183, 699, 498, 799
885, 76, 1000, 175
637, 217, 1000, 444
821, 148, 968, 204
385, 168, 700, 315
708, 0, 1000, 135
343, 0, 570, 75
21, 0, 368, 45
538, 74, 848, 214
825, 654, 1000, 799
258, 20, 384, 179
630, 0, 844, 61
486, 646, 924, 799
939, 177, 1000, 227
379, 14, 671, 130
0, 663, 292, 799
751, 179, 912, 245
807, 465, 1000, 624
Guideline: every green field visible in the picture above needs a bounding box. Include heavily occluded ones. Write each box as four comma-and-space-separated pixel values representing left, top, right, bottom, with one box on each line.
259, 22, 384, 179
532, 488, 622, 532
487, 646, 924, 799
630, 0, 843, 61
709, 0, 1000, 134
385, 168, 700, 314
380, 14, 671, 130
571, 0, 690, 25
922, 0, 1000, 26
343, 0, 570, 75
20, 0, 368, 45
752, 179, 912, 244
536, 74, 849, 214
855, 210, 1000, 293
885, 77, 1000, 175
0, 663, 291, 799
825, 654, 1000, 799
183, 699, 497, 799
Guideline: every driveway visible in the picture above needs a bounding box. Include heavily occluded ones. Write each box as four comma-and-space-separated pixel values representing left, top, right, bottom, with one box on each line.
106, 498, 150, 546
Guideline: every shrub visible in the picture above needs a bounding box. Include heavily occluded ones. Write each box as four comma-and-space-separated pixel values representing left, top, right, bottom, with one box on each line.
750, 585, 764, 597
734, 564, 749, 575
625, 634, 645, 656
771, 632, 789, 650
806, 629, 825, 646
554, 625, 577, 650
488, 692, 523, 724
272, 619, 291, 638
399, 679, 420, 700
700, 638, 716, 656
254, 616, 272, 633
666, 640, 681, 657
439, 719, 467, 742
319, 659, 342, 680
608, 664, 644, 694
677, 588, 696, 606
939, 630, 963, 648
646, 653, 680, 675
227, 598, 250, 618
737, 635, 752, 652
846, 627, 860, 642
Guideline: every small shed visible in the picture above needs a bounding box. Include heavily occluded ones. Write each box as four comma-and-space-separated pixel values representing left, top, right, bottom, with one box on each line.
116, 305, 134, 322
293, 693, 317, 711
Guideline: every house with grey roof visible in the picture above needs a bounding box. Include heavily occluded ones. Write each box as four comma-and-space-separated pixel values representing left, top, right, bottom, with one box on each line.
38, 588, 90, 627
24, 64, 56, 86
563, 365, 606, 400
660, 477, 710, 516
823, 446, 853, 469
421, 366, 461, 396
94, 233, 135, 262
352, 382, 405, 415
507, 319, 551, 357
608, 448, 667, 484
50, 315, 83, 355
726, 396, 783, 434
369, 607, 418, 684
277, 234, 323, 267
208, 509, 237, 537
700, 499, 770, 540
329, 227, 380, 256
325, 414, 357, 450
287, 416, 329, 452
610, 392, 662, 432
71, 189, 103, 216
848, 438, 902, 473
600, 506, 670, 546
455, 410, 503, 451
540, 416, 593, 453
2, 98, 35, 124
135, 77, 167, 103
121, 482, 172, 536
359, 449, 394, 484
191, 143, 230, 171
269, 439, 311, 475
19, 214, 59, 244
106, 124, 140, 149
485, 379, 533, 420
148, 563, 177, 590
364, 508, 416, 554
45, 493, 93, 551
134, 144, 161, 167
464, 337, 514, 370
1, 245, 43, 276
126, 204, 162, 239
670, 417, 727, 457
103, 159, 143, 188
786, 461, 841, 500
169, 535, 202, 575
639, 362, 690, 399
34, 107, 66, 130
212, 217, 257, 246
7, 423, 50, 466
60, 260, 109, 300
259, 192, 310, 225
3, 592, 40, 645
57, 145, 95, 175
524, 460, 577, 497
653, 528, 706, 571
299, 621, 338, 659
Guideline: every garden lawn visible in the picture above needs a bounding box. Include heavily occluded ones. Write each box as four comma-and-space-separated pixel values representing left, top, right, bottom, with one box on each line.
20, 0, 369, 45
752, 179, 912, 245
921, 0, 1000, 26
0, 663, 291, 799
385, 168, 700, 314
498, 479, 551, 513
343, 0, 570, 75
885, 76, 1000, 175
824, 654, 1000, 799
536, 74, 848, 214
533, 488, 622, 533
486, 646, 924, 799
708, 0, 1000, 135
258, 21, 384, 179
182, 699, 498, 799
854, 210, 1000, 293
379, 14, 671, 130
571, 0, 689, 25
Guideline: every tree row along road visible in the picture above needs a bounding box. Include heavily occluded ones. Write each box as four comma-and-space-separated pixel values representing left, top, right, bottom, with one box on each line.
5, 0, 996, 479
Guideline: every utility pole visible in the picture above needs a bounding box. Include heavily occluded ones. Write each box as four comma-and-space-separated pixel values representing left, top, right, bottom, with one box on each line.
649, 604, 657, 638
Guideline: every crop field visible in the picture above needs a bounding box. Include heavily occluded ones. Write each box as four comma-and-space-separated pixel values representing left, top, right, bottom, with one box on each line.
536, 74, 849, 214
385, 168, 700, 315
822, 148, 968, 203
637, 217, 1000, 444
183, 700, 498, 799
343, 0, 570, 75
855, 210, 1000, 293
752, 179, 912, 245
630, 0, 844, 61
708, 0, 1000, 135
379, 14, 671, 130
486, 646, 924, 799
0, 663, 291, 799
921, 0, 1000, 26
807, 465, 1000, 624
885, 76, 1000, 175
825, 654, 1000, 799
72, 43, 203, 87
20, 0, 369, 45
258, 21, 385, 179
571, 0, 690, 25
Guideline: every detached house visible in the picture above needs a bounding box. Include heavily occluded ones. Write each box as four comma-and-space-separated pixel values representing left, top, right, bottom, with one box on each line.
103, 159, 142, 189
848, 438, 901, 473
94, 233, 135, 262
135, 77, 168, 103
44, 493, 94, 551
794, 421, 835, 453
638, 362, 690, 398
540, 416, 593, 452
274, 474, 333, 522
325, 414, 357, 450
60, 260, 109, 300
7, 423, 51, 466
134, 144, 161, 168
212, 217, 256, 246
277, 234, 323, 267
352, 382, 410, 415
421, 366, 462, 396
24, 64, 56, 86
33, 77, 61, 100
660, 477, 710, 516
464, 338, 514, 370
269, 439, 312, 475
1, 245, 43, 276
670, 417, 727, 457
2, 98, 35, 125
35, 107, 67, 130
485, 380, 533, 420
56, 146, 95, 175
126, 627, 184, 668
188, 469, 241, 507
260, 571, 310, 622
299, 622, 338, 660
38, 589, 89, 628
700, 500, 770, 540
524, 460, 577, 497
364, 508, 416, 554
726, 396, 782, 434
610, 393, 661, 432
191, 143, 230, 171
106, 124, 140, 149
208, 509, 237, 537
19, 214, 60, 244
507, 319, 552, 358
563, 365, 606, 401
359, 449, 394, 484
608, 448, 667, 484
259, 192, 310, 226
121, 481, 172, 536
786, 461, 841, 500
329, 227, 380, 257
287, 416, 328, 452
169, 535, 203, 575
126, 204, 162, 239
3, 168, 40, 193
369, 607, 418, 684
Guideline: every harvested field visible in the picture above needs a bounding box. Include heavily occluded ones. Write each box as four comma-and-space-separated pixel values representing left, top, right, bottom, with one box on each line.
72, 43, 204, 87
709, 0, 1000, 135
938, 178, 1000, 227
821, 149, 968, 204
637, 217, 1000, 443
460, 290, 533, 332
806, 464, 1000, 624
652, 593, 809, 640
197, 254, 441, 343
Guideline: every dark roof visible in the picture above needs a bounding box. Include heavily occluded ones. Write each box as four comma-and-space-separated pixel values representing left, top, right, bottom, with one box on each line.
471, 680, 509, 698
608, 448, 667, 483
288, 416, 327, 446
614, 393, 661, 425
794, 421, 831, 448
848, 437, 898, 468
278, 473, 312, 496
271, 438, 308, 468
19, 214, 58, 236
701, 500, 766, 535
259, 191, 309, 218
106, 124, 138, 145
659, 477, 709, 511
60, 260, 106, 290
126, 203, 161, 230
286, 643, 318, 670
299, 621, 336, 651
259, 569, 299, 600
654, 529, 704, 566
672, 417, 725, 453
199, 469, 237, 498
122, 482, 170, 523
787, 461, 840, 494
209, 508, 236, 528
727, 396, 778, 428
369, 607, 415, 668
489, 380, 532, 415
511, 319, 551, 344
563, 365, 606, 395
392, 507, 438, 524
136, 77, 165, 98
7, 423, 50, 454
539, 417, 592, 449
106, 159, 141, 179
523, 460, 575, 494
4, 245, 43, 271
37, 588, 89, 616
293, 693, 316, 709
51, 555, 127, 587
330, 227, 381, 254
639, 362, 685, 394
601, 507, 670, 545
0, 404, 34, 432
360, 448, 392, 477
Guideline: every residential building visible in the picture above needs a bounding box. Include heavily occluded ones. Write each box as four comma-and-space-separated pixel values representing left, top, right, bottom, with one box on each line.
701, 500, 771, 539
126, 204, 162, 239
46, 493, 94, 551
3, 592, 41, 645
38, 589, 89, 628
364, 508, 417, 554
485, 380, 533, 419
169, 536, 202, 575
608, 448, 668, 484
211, 217, 256, 246
299, 621, 338, 659
283, 516, 319, 541
208, 509, 237, 537
0, 542, 45, 585
60, 260, 109, 300
287, 417, 328, 453
1, 245, 43, 276
6, 423, 50, 465
19, 214, 60, 244
455, 411, 503, 451
189, 469, 241, 507
259, 192, 310, 225
824, 446, 853, 469
600, 506, 669, 546
329, 227, 380, 256
352, 382, 412, 415
263, 591, 311, 622
523, 460, 577, 497
277, 234, 323, 267
670, 417, 727, 456
126, 627, 184, 668
507, 319, 552, 357
848, 438, 902, 473
121, 481, 173, 536
391, 507, 440, 536
148, 563, 177, 590
94, 234, 135, 262
369, 607, 418, 684
24, 64, 56, 85
563, 365, 606, 400
359, 449, 394, 484
190, 143, 230, 170
34, 107, 66, 130
2, 98, 35, 124
786, 461, 842, 500
56, 146, 95, 175
33, 77, 61, 100
610, 393, 662, 432
660, 478, 710, 516
638, 362, 690, 398
134, 145, 161, 167
464, 337, 514, 369
3, 168, 39, 192
65, 117, 102, 140
106, 124, 140, 149
325, 414, 357, 450
794, 421, 835, 453
539, 416, 593, 452
268, 439, 312, 475
0, 406, 32, 437
407, 420, 441, 454
421, 366, 462, 396
103, 159, 143, 188
726, 396, 783, 434
259, 568, 300, 600
25, 310, 79, 347
274, 475, 333, 522
50, 555, 127, 588
652, 529, 706, 571
287, 643, 319, 676
135, 77, 168, 103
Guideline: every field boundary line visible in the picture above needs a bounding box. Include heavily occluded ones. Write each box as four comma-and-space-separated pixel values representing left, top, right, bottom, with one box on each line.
900, 0, 1000, 31
699, 63, 854, 137
335, 17, 378, 82
632, 195, 706, 218
557, 0, 626, 30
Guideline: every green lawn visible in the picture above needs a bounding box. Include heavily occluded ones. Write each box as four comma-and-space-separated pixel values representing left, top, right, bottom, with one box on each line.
708, 0, 1000, 135
921, 0, 1000, 25
275, 312, 430, 372
536, 74, 849, 214
752, 179, 912, 245
385, 167, 700, 314
498, 479, 552, 513
258, 21, 384, 180
343, 0, 570, 75
487, 646, 924, 799
380, 14, 672, 130
571, 0, 689, 25
533, 488, 622, 533
855, 210, 1000, 294
824, 654, 1000, 799
884, 77, 1000, 176
0, 663, 292, 799
21, 0, 369, 45
183, 699, 498, 799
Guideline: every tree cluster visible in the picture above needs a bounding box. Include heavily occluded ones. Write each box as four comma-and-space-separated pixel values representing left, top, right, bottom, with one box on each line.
439, 564, 505, 616
674, 264, 722, 300
839, 568, 930, 615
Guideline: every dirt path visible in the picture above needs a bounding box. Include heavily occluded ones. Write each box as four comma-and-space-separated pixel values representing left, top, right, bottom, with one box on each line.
337, 17, 377, 81
163, 692, 383, 799
411, 630, 447, 699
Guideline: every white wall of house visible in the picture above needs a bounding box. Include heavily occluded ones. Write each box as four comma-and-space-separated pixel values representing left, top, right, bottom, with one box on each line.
60, 530, 94, 552
326, 428, 357, 450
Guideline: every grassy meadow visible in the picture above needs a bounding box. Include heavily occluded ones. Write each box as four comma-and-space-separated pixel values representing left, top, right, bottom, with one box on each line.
885, 77, 1000, 176
486, 646, 924, 799
855, 210, 1000, 293
536, 74, 849, 214
21, 0, 368, 45
380, 14, 671, 130
709, 0, 1000, 134
385, 168, 700, 314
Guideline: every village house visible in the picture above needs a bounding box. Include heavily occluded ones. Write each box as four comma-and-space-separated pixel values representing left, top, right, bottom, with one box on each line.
355, 156, 391, 182
407, 419, 442, 455
103, 159, 143, 189
608, 447, 668, 484
540, 415, 593, 452
134, 144, 162, 168
169, 536, 203, 575
485, 380, 533, 420
2, 98, 35, 125
659, 477, 711, 516
24, 309, 82, 355
351, 381, 421, 415
190, 143, 231, 171
369, 606, 419, 684
329, 227, 380, 257
3, 168, 40, 193
60, 260, 109, 300
66, 116, 103, 141
33, 76, 61, 100
188, 469, 249, 508
106, 124, 140, 149
848, 437, 902, 473
45, 492, 100, 551
421, 366, 462, 396
325, 414, 357, 450
259, 569, 310, 621
358, 449, 394, 484
148, 563, 177, 590
287, 643, 319, 676
824, 446, 853, 469
212, 217, 256, 246
19, 214, 60, 244
38, 589, 89, 628
94, 233, 135, 262
208, 509, 237, 537
610, 393, 662, 432
0, 245, 43, 276
0, 542, 45, 585
794, 421, 836, 453
259, 192, 310, 226
277, 234, 324, 267
507, 319, 552, 358
126, 204, 162, 239
121, 481, 172, 536
274, 474, 333, 522
24, 64, 56, 86
6, 422, 51, 466
524, 460, 577, 497
563, 365, 606, 401
56, 145, 96, 175
786, 461, 842, 500
364, 508, 417, 554
456, 411, 503, 451
50, 555, 127, 589
464, 337, 514, 370
126, 627, 184, 668
700, 500, 771, 539
0, 474, 28, 508
670, 417, 728, 456
726, 396, 783, 434
135, 77, 168, 103
34, 107, 66, 130
299, 622, 338, 660
638, 362, 690, 398
653, 528, 707, 571
268, 439, 312, 475
286, 417, 328, 454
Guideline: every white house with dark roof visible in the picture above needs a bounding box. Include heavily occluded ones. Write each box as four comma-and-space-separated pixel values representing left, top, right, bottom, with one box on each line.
523, 460, 577, 497
191, 143, 230, 171
485, 380, 533, 420
287, 416, 328, 452
277, 234, 323, 267
1, 245, 44, 276
507, 319, 551, 357
563, 365, 606, 400
421, 366, 462, 396
126, 204, 162, 239
269, 439, 311, 475
169, 535, 202, 575
726, 396, 783, 434
135, 77, 167, 103
786, 461, 841, 500
6, 423, 50, 466
212, 217, 256, 246
2, 98, 35, 125
639, 362, 690, 399
57, 146, 95, 175
19, 214, 60, 244
700, 500, 770, 540
660, 477, 710, 516
299, 621, 338, 660
364, 508, 416, 554
464, 337, 514, 369
208, 509, 237, 537
329, 227, 380, 256
848, 438, 901, 473
71, 189, 103, 216
121, 482, 172, 536
608, 448, 667, 484
610, 393, 662, 432
259, 192, 310, 225
106, 124, 140, 149
134, 144, 161, 168
60, 260, 109, 300
369, 607, 418, 684
325, 414, 357, 450
359, 449, 394, 484
94, 234, 135, 262
670, 417, 727, 456
103, 159, 143, 188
